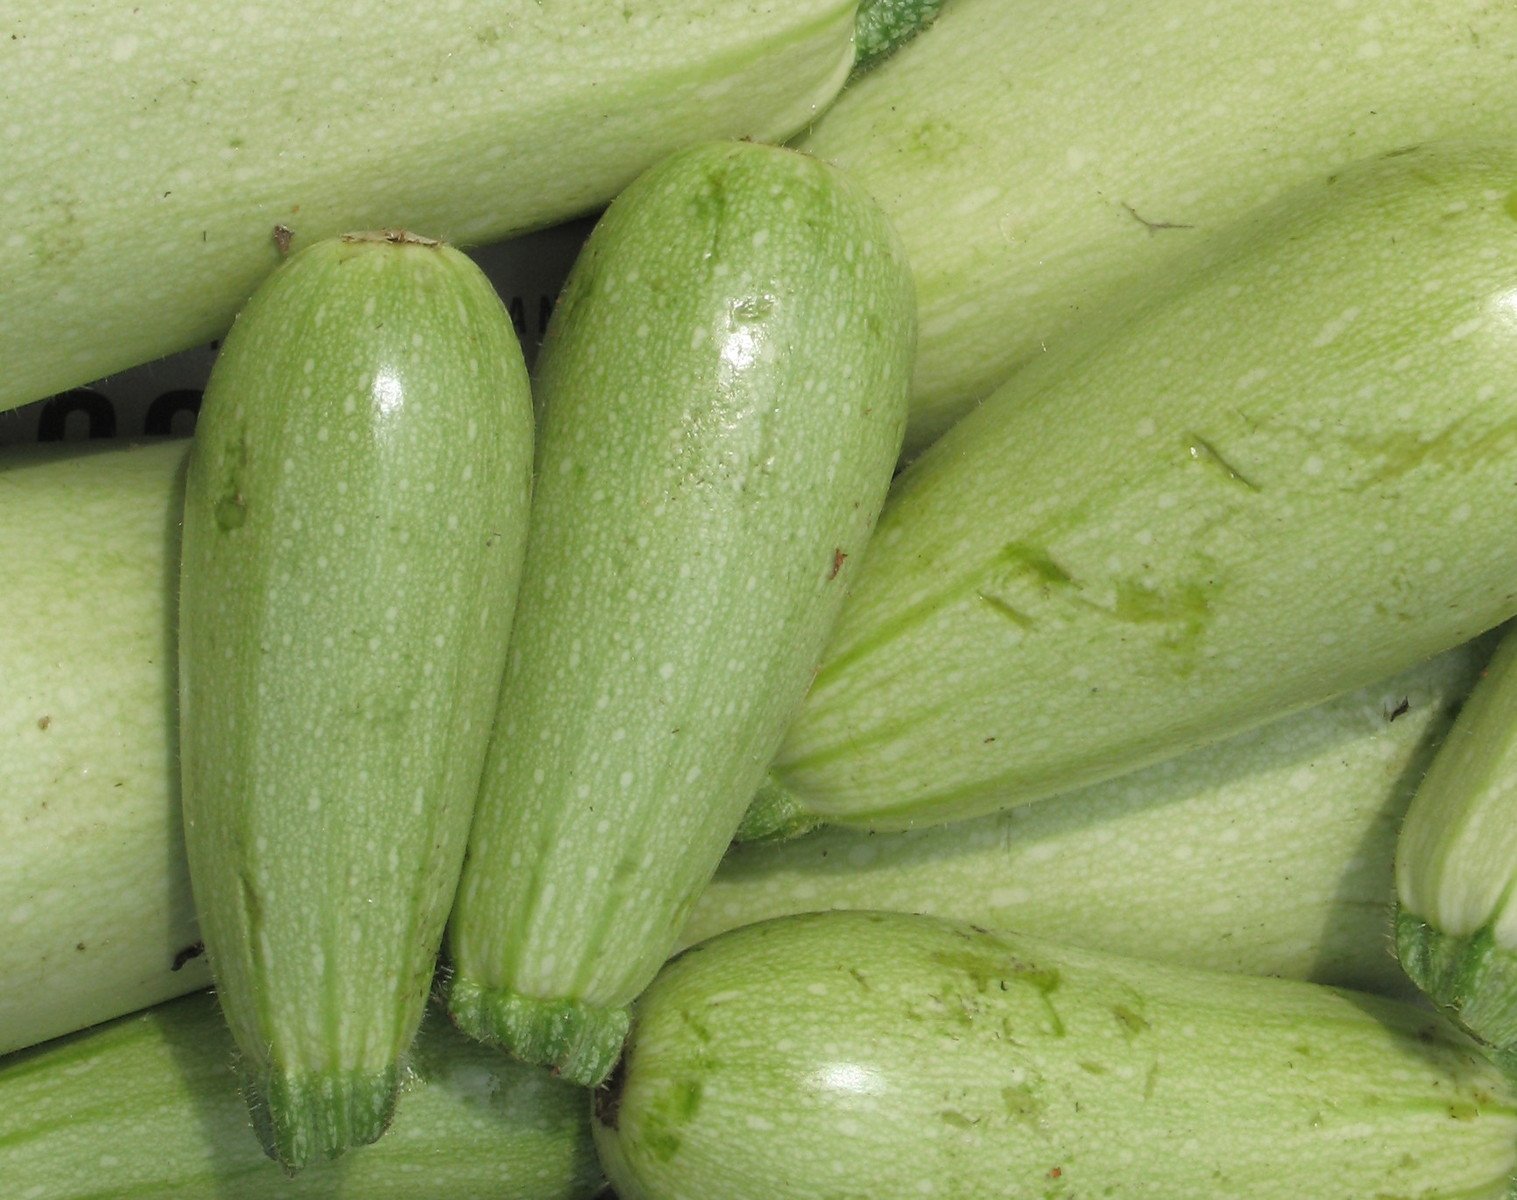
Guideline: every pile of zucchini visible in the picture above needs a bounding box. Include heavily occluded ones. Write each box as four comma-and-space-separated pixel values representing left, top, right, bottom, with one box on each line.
5, 1, 1517, 1197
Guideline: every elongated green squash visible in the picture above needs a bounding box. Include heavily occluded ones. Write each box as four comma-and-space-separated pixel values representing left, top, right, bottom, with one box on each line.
0, 991, 604, 1200
0, 439, 208, 1057
743, 141, 1517, 839
0, 0, 867, 416
179, 233, 533, 1167
1398, 626, 1517, 1069
596, 911, 1517, 1200
442, 141, 915, 1087
690, 641, 1485, 997
794, 0, 1517, 451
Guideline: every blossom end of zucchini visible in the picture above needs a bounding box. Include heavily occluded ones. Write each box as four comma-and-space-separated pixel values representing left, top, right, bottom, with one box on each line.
1397, 907, 1517, 1058
734, 774, 819, 844
443, 975, 629, 1087
244, 1061, 399, 1173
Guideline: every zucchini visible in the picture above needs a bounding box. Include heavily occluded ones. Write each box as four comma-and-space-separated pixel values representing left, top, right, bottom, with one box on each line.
1397, 626, 1517, 1068
0, 438, 207, 1057
794, 0, 1517, 450
689, 641, 1484, 997
441, 141, 915, 1086
0, 0, 865, 416
743, 141, 1517, 839
595, 911, 1517, 1200
0, 991, 604, 1200
178, 233, 533, 1166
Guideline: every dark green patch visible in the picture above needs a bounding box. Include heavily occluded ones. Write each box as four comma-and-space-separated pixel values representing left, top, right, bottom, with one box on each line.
215, 491, 247, 531
1112, 1005, 1150, 1037
678, 1008, 713, 1044
642, 1125, 682, 1162
1000, 542, 1076, 588
1002, 1084, 1044, 1124
939, 1109, 978, 1129
671, 1078, 703, 1121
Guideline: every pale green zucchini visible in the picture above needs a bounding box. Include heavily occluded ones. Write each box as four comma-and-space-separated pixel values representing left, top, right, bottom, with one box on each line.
794, 0, 1517, 450
743, 141, 1517, 840
179, 233, 533, 1167
0, 991, 604, 1200
0, 438, 207, 1057
442, 141, 915, 1086
0, 0, 865, 416
690, 641, 1485, 997
1398, 626, 1517, 1069
595, 911, 1517, 1200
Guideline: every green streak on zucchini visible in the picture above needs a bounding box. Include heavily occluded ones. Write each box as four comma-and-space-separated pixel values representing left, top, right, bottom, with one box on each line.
0, 991, 604, 1199
596, 912, 1517, 1200
692, 642, 1486, 997
442, 141, 914, 1086
0, 439, 206, 1057
750, 142, 1517, 836
0, 0, 860, 415
179, 233, 533, 1167
794, 0, 1517, 450
1398, 626, 1517, 1057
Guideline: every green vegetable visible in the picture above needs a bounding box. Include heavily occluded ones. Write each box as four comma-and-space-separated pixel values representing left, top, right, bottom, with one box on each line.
596, 911, 1517, 1200
0, 991, 604, 1199
441, 141, 915, 1087
0, 0, 864, 416
794, 0, 1517, 450
178, 233, 533, 1167
0, 439, 207, 1057
743, 141, 1517, 840
1398, 626, 1517, 1070
851, 0, 943, 74
690, 641, 1484, 997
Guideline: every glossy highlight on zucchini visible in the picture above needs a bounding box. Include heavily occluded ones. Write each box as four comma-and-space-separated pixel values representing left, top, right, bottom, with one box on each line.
442, 141, 915, 1086
178, 232, 533, 1167
597, 911, 1517, 1200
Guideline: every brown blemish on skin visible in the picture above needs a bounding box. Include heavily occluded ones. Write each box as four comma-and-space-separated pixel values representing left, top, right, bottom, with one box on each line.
829, 548, 847, 580
36, 715, 50, 731
272, 224, 294, 256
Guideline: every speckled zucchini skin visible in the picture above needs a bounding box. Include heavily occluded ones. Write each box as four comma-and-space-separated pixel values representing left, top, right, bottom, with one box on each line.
748, 142, 1517, 837
178, 233, 533, 1167
596, 911, 1517, 1200
687, 641, 1485, 997
0, 0, 864, 416
1398, 626, 1517, 1068
795, 0, 1517, 451
0, 991, 604, 1200
442, 141, 914, 1086
0, 440, 209, 1057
